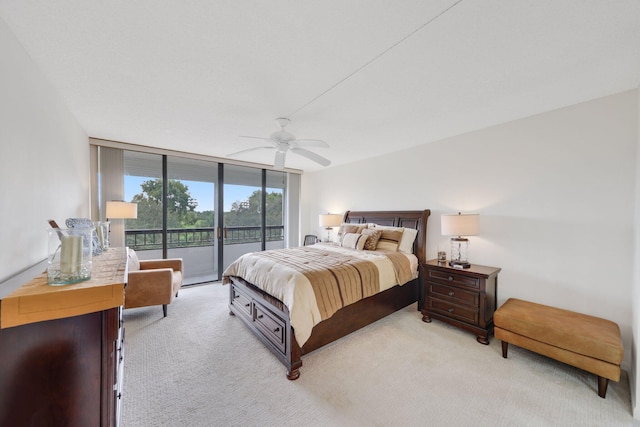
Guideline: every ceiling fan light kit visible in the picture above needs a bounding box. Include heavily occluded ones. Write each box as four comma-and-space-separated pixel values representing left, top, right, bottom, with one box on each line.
228, 117, 331, 170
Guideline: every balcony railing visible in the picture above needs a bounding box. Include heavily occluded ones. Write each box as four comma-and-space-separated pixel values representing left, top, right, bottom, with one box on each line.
125, 226, 284, 251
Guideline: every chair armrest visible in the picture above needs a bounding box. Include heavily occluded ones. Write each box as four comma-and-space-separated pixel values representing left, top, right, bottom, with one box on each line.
126, 268, 174, 307
128, 268, 174, 288
140, 258, 183, 273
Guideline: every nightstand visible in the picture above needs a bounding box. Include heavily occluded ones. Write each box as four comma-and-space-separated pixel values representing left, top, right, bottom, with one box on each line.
421, 260, 501, 344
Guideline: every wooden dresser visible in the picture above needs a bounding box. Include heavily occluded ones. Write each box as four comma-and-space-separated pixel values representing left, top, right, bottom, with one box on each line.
0, 247, 127, 427
421, 259, 501, 344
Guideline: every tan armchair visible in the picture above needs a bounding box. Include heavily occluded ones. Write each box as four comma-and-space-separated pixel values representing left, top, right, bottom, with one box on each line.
125, 250, 183, 317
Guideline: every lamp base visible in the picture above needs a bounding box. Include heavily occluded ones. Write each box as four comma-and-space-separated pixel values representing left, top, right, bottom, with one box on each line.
449, 260, 471, 269
449, 237, 470, 269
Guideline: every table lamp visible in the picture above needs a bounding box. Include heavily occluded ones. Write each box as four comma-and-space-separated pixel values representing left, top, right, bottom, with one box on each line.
106, 201, 138, 247
319, 213, 342, 242
106, 201, 138, 220
441, 212, 479, 268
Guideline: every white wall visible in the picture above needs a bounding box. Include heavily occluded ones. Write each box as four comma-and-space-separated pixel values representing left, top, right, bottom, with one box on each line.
0, 18, 88, 283
632, 88, 640, 418
302, 90, 638, 377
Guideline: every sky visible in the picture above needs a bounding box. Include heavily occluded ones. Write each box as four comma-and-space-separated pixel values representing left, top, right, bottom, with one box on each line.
124, 177, 258, 212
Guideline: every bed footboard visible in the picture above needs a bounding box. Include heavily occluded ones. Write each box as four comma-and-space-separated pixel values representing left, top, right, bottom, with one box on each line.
228, 276, 302, 379
228, 274, 419, 380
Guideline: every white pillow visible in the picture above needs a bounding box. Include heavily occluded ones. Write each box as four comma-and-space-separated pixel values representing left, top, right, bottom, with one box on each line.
127, 249, 141, 271
370, 224, 402, 232
398, 227, 418, 254
341, 233, 367, 250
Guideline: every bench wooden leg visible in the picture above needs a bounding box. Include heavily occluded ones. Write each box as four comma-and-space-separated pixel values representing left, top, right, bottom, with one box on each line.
597, 376, 608, 398
162, 304, 168, 317
501, 341, 508, 358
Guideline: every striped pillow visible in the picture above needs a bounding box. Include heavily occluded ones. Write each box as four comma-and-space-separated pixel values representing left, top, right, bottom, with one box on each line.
341, 233, 367, 250
375, 229, 404, 251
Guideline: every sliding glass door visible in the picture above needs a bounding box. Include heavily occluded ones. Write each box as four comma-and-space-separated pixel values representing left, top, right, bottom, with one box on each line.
123, 151, 163, 259
103, 146, 295, 284
166, 157, 218, 284
221, 164, 263, 273
265, 170, 286, 251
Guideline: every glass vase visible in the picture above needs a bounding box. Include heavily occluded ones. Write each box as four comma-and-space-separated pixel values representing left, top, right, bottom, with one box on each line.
47, 227, 93, 285
94, 221, 110, 251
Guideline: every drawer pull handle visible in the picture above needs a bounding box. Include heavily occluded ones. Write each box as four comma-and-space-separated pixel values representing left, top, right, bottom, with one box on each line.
257, 314, 264, 319
448, 291, 455, 297
448, 308, 454, 313
274, 327, 280, 333
234, 294, 239, 299
244, 303, 250, 307
448, 276, 453, 281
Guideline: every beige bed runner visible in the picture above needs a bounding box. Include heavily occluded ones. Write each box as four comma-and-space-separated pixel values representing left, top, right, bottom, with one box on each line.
254, 247, 382, 320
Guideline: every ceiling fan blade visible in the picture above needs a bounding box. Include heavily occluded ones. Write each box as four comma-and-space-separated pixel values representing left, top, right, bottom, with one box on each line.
274, 151, 286, 170
291, 139, 329, 148
227, 146, 274, 157
290, 147, 331, 167
239, 135, 276, 142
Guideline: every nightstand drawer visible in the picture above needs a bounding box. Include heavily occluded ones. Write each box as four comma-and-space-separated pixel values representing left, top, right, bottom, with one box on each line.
428, 298, 479, 325
427, 269, 480, 289
429, 282, 478, 307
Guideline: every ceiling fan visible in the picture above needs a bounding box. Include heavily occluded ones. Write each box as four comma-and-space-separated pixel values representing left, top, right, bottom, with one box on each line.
228, 117, 331, 170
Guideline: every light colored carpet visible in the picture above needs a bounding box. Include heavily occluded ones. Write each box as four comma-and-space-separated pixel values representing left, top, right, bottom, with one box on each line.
121, 283, 634, 427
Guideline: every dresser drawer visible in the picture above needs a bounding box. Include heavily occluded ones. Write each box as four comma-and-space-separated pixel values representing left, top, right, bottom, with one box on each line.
231, 285, 252, 318
427, 269, 480, 289
254, 304, 286, 353
429, 282, 478, 307
428, 298, 479, 325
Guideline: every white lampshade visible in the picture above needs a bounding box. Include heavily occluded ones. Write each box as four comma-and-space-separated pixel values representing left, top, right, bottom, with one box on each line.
319, 213, 342, 228
106, 201, 138, 219
441, 213, 479, 237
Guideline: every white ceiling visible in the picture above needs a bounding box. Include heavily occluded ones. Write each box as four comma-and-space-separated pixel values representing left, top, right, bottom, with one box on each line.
2, 1, 639, 172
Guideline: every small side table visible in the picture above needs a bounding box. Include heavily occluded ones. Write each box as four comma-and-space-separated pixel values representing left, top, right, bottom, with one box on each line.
421, 260, 501, 344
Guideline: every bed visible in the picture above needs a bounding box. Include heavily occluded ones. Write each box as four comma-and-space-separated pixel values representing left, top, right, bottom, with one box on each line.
223, 209, 430, 379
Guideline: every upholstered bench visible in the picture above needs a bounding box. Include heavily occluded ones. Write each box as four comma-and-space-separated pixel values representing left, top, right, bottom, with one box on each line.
494, 298, 623, 398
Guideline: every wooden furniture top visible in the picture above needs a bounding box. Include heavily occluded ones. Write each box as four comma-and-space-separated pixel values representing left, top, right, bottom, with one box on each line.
424, 259, 501, 277
0, 247, 127, 329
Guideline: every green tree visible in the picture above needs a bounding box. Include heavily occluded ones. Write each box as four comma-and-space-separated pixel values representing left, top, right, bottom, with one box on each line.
194, 210, 215, 227
265, 191, 283, 226
127, 181, 280, 231
224, 190, 283, 227
129, 179, 199, 229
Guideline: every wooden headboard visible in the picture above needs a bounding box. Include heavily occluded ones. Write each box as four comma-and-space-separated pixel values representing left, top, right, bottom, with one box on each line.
343, 209, 431, 263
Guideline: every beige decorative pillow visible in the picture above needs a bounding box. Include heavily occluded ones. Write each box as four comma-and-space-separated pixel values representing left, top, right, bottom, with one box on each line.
341, 233, 367, 250
375, 229, 404, 251
361, 228, 382, 251
337, 223, 367, 242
